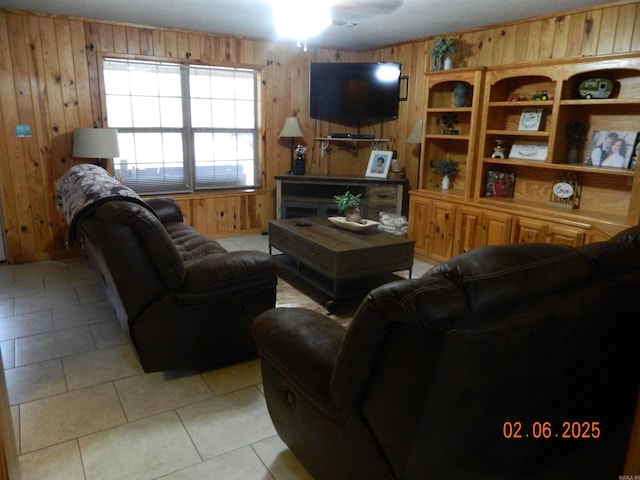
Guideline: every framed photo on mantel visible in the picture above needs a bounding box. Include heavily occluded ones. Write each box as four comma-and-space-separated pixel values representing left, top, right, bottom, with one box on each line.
366, 150, 393, 178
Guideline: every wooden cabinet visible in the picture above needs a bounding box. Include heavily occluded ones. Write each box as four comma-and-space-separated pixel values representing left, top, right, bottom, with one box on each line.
452, 206, 512, 256
428, 200, 457, 262
407, 195, 432, 259
476, 54, 640, 234
418, 67, 484, 197
511, 218, 587, 246
275, 174, 407, 220
410, 53, 640, 264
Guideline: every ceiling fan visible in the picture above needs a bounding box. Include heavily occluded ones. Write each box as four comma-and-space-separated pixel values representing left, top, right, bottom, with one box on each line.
331, 0, 403, 26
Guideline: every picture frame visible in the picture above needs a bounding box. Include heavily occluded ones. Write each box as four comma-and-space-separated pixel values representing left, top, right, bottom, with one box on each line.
583, 130, 639, 169
518, 108, 543, 131
508, 142, 548, 161
366, 150, 393, 178
484, 170, 515, 198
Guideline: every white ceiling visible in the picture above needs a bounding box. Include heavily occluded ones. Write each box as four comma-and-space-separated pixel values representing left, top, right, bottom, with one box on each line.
0, 0, 620, 50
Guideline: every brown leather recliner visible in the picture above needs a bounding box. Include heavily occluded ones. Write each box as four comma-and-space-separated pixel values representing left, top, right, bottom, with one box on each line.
253, 226, 640, 479
58, 165, 277, 373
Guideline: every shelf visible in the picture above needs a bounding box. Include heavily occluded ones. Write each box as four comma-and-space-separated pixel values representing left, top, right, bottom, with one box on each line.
560, 99, 640, 106
313, 137, 390, 142
424, 134, 471, 141
481, 157, 636, 176
485, 130, 549, 138
313, 137, 390, 157
488, 100, 554, 108
426, 107, 473, 113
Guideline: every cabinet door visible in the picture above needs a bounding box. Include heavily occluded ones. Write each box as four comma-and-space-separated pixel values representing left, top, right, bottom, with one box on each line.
511, 218, 547, 244
454, 206, 512, 255
483, 210, 512, 246
408, 196, 432, 259
427, 201, 456, 262
546, 224, 586, 246
453, 205, 483, 255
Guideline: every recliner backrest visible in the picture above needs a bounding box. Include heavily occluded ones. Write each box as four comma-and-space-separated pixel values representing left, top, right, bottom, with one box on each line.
331, 242, 632, 479
79, 200, 186, 324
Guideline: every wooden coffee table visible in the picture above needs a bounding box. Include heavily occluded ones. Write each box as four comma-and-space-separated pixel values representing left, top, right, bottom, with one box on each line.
268, 216, 415, 312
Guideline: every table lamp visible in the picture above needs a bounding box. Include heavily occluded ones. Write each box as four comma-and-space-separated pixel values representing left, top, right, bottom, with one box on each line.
73, 128, 120, 168
278, 117, 306, 174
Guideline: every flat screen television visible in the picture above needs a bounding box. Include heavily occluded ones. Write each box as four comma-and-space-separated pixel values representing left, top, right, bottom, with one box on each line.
309, 62, 401, 122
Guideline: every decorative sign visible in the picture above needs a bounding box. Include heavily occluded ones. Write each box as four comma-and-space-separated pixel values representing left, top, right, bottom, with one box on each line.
509, 142, 548, 161
15, 125, 32, 138
518, 108, 543, 131
550, 172, 580, 209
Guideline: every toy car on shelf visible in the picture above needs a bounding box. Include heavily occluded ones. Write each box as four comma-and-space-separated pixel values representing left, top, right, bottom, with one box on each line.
578, 78, 613, 99
507, 94, 523, 101
531, 90, 549, 100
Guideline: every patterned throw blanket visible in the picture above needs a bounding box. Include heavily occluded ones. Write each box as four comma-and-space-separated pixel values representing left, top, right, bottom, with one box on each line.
57, 163, 156, 246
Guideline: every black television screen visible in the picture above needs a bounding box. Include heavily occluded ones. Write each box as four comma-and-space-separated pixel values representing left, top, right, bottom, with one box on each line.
309, 62, 401, 122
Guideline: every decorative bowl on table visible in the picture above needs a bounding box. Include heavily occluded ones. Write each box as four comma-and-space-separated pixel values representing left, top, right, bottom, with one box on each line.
328, 216, 379, 232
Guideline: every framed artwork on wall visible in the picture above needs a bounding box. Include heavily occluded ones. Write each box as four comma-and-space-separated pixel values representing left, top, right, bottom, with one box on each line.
366, 150, 393, 178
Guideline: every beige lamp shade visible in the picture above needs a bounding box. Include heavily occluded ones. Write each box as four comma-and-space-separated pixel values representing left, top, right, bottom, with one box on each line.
73, 128, 120, 159
405, 120, 423, 144
278, 117, 306, 138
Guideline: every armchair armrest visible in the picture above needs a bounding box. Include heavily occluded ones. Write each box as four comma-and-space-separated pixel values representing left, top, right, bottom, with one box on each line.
146, 197, 184, 223
182, 250, 277, 293
253, 308, 347, 419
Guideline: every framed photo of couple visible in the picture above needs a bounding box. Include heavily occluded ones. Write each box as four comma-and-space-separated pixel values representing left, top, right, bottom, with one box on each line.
584, 131, 639, 169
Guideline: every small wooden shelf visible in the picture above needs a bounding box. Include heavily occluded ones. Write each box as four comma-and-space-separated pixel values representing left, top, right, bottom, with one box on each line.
313, 137, 390, 142
313, 137, 390, 157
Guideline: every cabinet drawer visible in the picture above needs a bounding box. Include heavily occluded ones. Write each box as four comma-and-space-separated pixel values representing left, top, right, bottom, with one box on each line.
269, 228, 336, 274
367, 185, 399, 202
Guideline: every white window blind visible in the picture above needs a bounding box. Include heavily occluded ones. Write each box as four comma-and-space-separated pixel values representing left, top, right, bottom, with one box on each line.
103, 58, 259, 194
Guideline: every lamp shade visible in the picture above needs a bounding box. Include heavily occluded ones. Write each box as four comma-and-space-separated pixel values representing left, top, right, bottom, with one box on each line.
278, 117, 305, 138
73, 128, 120, 158
405, 120, 423, 144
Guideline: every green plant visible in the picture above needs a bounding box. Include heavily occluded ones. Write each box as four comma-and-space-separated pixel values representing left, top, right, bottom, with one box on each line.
431, 159, 459, 177
431, 36, 456, 59
334, 190, 362, 212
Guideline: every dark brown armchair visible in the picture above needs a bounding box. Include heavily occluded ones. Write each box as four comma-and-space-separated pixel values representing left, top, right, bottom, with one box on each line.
253, 227, 640, 479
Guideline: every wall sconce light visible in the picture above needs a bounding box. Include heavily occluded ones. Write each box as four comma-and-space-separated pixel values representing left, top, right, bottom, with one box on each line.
278, 116, 306, 174
73, 128, 120, 168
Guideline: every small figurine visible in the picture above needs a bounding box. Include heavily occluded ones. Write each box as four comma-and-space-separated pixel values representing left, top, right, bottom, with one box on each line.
491, 139, 507, 158
531, 90, 549, 101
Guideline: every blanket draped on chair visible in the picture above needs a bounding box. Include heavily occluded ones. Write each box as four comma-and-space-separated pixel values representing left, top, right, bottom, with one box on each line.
57, 163, 156, 246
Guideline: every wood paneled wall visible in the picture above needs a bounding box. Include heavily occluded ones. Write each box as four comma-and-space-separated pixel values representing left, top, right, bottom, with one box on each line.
0, 1, 639, 263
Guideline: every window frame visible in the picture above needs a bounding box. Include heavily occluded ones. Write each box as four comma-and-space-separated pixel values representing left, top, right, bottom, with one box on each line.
98, 54, 264, 195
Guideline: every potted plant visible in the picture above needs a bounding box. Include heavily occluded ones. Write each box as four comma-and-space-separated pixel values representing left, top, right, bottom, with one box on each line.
565, 119, 587, 164
431, 159, 459, 190
334, 190, 362, 223
431, 36, 456, 70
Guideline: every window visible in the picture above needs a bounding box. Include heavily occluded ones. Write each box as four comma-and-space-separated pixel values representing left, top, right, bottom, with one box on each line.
103, 58, 259, 194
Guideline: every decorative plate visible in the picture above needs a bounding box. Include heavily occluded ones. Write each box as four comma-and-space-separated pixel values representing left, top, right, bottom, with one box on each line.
328, 216, 379, 231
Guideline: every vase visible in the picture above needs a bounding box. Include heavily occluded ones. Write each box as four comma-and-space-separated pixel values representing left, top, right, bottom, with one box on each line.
432, 56, 442, 71
444, 57, 452, 70
453, 82, 469, 108
441, 175, 451, 190
567, 145, 578, 164
345, 208, 362, 223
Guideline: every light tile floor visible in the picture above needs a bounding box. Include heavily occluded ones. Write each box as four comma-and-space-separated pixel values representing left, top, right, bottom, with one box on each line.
0, 233, 432, 480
